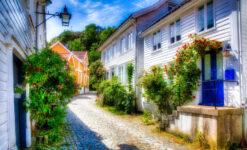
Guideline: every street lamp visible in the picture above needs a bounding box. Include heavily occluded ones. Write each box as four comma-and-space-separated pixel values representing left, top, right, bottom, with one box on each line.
35, 5, 72, 28
59, 6, 71, 26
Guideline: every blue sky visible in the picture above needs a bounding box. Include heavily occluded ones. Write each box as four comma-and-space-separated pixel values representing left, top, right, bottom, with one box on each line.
46, 0, 158, 41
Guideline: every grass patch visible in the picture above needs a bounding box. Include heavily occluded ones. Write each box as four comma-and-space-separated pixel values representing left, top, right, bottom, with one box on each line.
152, 128, 201, 149
96, 102, 127, 116
140, 111, 155, 125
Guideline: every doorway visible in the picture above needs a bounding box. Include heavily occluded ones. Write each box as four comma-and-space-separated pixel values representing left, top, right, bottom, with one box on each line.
13, 54, 27, 149
200, 50, 224, 106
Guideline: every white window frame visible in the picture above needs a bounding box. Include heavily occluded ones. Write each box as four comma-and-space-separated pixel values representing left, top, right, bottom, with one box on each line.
153, 30, 161, 51
170, 19, 181, 44
121, 37, 125, 53
128, 32, 133, 49
197, 0, 215, 33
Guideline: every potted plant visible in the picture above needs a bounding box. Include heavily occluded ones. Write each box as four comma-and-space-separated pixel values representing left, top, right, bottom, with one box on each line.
14, 85, 25, 98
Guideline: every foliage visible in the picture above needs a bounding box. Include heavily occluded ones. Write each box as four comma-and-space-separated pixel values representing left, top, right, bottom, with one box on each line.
89, 60, 106, 90
59, 30, 80, 44
165, 34, 222, 104
98, 76, 135, 114
68, 38, 85, 51
126, 62, 135, 113
14, 85, 25, 94
140, 111, 154, 125
99, 27, 117, 45
89, 43, 101, 64
80, 24, 102, 51
141, 34, 223, 114
140, 66, 173, 114
23, 48, 78, 145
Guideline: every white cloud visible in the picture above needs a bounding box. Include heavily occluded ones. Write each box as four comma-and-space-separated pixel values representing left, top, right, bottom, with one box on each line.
70, 0, 78, 5
132, 0, 158, 9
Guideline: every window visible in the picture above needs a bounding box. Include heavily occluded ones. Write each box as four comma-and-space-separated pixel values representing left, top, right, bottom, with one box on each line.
170, 19, 181, 44
118, 65, 124, 83
111, 47, 114, 58
153, 31, 161, 51
198, 1, 214, 32
128, 32, 133, 49
111, 68, 115, 77
121, 38, 125, 53
102, 51, 105, 63
113, 44, 117, 57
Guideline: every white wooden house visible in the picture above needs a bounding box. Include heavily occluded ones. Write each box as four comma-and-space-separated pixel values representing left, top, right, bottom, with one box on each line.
0, 0, 48, 149
97, 0, 183, 111
139, 0, 247, 148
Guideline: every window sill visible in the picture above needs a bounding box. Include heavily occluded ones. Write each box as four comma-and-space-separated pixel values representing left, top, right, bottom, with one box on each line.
151, 48, 162, 54
168, 40, 183, 48
198, 27, 216, 36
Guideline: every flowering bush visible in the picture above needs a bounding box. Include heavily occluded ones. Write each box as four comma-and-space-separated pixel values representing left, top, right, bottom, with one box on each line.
140, 66, 173, 114
23, 48, 78, 145
141, 34, 223, 113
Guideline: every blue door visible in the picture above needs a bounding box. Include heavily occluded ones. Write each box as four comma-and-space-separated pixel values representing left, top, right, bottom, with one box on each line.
13, 55, 27, 149
200, 51, 224, 106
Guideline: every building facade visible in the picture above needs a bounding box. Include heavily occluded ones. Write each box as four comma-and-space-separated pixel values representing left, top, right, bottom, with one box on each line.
97, 0, 183, 111
0, 0, 48, 149
51, 42, 90, 94
140, 0, 246, 148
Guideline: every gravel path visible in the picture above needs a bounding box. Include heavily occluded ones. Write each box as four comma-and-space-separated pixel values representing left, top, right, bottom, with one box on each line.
64, 93, 189, 150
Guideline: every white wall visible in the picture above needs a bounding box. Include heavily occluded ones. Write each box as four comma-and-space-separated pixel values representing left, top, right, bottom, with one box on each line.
142, 0, 240, 110
0, 0, 47, 149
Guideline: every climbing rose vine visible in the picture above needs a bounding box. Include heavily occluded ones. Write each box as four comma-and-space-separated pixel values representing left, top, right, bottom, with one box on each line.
141, 34, 223, 113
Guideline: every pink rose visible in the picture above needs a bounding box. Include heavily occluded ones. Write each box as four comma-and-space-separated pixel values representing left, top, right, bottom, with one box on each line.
75, 83, 78, 86
66, 78, 70, 81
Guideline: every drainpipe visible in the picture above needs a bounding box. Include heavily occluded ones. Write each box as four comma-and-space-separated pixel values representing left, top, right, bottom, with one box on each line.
35, 2, 39, 49
236, 0, 246, 143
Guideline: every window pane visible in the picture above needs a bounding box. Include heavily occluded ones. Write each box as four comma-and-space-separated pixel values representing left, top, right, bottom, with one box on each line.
198, 6, 204, 32
204, 54, 211, 80
122, 38, 125, 52
170, 23, 175, 43
207, 2, 214, 29
217, 52, 223, 80
176, 20, 181, 41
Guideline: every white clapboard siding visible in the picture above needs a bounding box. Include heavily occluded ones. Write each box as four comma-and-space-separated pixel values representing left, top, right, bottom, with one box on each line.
144, 0, 232, 70
0, 0, 46, 149
241, 0, 247, 99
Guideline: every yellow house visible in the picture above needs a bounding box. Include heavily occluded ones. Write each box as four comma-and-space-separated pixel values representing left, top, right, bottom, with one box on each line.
50, 41, 89, 94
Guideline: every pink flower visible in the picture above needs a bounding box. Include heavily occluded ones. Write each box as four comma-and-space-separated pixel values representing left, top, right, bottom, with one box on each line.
75, 83, 78, 86
59, 85, 62, 89
66, 78, 69, 81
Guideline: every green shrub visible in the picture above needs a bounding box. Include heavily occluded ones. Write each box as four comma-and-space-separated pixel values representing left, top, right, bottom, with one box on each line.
140, 66, 173, 114
98, 76, 135, 113
89, 60, 106, 90
23, 48, 78, 145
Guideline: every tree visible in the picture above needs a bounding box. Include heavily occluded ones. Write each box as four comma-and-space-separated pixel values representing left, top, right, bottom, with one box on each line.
89, 60, 106, 90
60, 30, 80, 44
68, 38, 85, 51
99, 27, 117, 45
81, 24, 102, 50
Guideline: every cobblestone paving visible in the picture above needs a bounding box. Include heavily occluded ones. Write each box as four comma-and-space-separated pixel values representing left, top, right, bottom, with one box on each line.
62, 93, 189, 150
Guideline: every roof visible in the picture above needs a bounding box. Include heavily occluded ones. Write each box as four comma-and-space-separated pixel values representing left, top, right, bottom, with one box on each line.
58, 53, 71, 60
140, 0, 192, 37
72, 51, 87, 60
97, 0, 174, 52
50, 41, 86, 65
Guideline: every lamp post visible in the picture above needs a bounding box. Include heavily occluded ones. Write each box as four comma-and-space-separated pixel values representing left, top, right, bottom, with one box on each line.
35, 5, 72, 28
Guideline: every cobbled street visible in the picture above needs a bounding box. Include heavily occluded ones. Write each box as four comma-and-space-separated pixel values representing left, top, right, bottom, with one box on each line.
62, 93, 190, 150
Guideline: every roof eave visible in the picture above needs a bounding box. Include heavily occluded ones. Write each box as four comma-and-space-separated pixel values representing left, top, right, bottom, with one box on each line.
140, 0, 194, 37
97, 17, 135, 52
